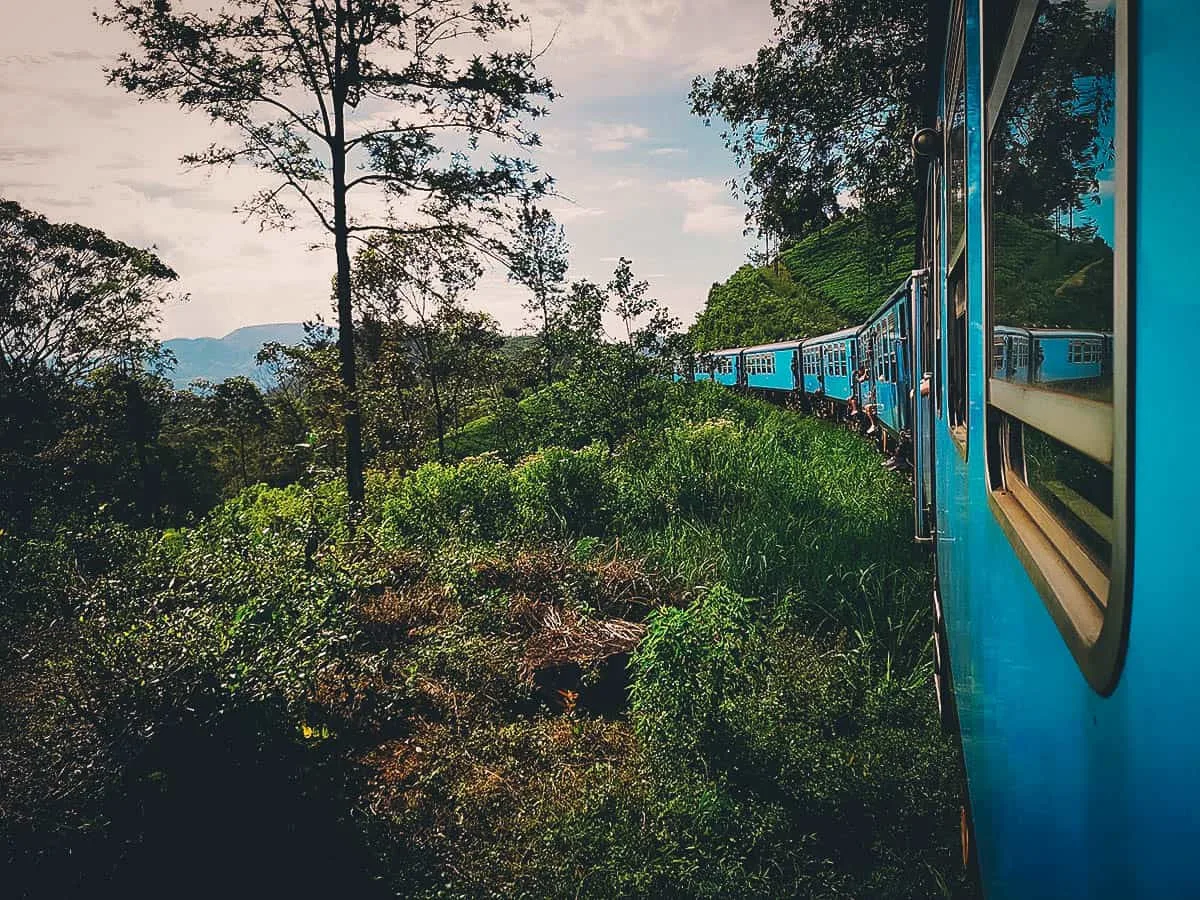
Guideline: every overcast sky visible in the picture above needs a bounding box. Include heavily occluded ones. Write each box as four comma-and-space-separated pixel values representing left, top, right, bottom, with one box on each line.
0, 0, 776, 340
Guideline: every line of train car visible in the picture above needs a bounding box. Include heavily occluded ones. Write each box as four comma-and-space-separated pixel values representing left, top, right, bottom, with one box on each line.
683, 2, 1200, 895
684, 283, 916, 444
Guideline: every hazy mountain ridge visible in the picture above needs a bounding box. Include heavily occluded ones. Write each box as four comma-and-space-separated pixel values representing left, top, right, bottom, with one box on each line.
163, 322, 308, 388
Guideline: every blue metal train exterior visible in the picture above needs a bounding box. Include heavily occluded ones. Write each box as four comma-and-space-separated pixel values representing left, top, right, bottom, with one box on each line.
683, 2, 1200, 894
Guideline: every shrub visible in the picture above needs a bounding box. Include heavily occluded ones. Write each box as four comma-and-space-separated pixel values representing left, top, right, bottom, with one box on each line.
513, 444, 615, 537
379, 454, 516, 545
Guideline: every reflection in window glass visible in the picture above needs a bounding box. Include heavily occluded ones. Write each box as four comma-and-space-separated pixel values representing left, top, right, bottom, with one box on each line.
948, 71, 967, 256
990, 0, 1117, 402
989, 0, 1119, 584
1022, 425, 1113, 569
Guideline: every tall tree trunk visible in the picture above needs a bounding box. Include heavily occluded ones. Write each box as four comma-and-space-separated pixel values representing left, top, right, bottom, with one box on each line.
332, 130, 364, 510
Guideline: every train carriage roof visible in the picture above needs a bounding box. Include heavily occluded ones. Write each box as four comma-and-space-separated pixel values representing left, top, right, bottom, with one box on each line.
701, 340, 805, 356
994, 326, 1110, 339
801, 326, 861, 348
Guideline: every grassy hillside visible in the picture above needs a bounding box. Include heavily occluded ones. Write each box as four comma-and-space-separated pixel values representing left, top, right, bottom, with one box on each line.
991, 214, 1112, 330
690, 263, 849, 351
691, 213, 915, 351
779, 214, 917, 322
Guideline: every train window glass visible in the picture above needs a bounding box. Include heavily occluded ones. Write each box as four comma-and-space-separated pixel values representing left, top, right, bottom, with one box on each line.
931, 165, 944, 420
947, 21, 967, 266
984, 0, 1019, 90
746, 353, 775, 376
715, 357, 733, 376
985, 0, 1126, 693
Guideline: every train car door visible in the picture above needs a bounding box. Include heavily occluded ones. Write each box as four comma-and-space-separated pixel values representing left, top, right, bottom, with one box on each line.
911, 272, 934, 541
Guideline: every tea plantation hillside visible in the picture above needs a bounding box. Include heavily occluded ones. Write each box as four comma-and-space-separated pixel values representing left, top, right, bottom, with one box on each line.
691, 213, 915, 350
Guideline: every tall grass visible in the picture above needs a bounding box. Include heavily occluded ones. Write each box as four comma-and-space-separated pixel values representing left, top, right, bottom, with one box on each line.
612, 401, 932, 676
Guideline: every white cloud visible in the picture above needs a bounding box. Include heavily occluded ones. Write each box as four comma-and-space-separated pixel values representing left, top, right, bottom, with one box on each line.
650, 147, 686, 156
666, 178, 745, 236
589, 122, 649, 152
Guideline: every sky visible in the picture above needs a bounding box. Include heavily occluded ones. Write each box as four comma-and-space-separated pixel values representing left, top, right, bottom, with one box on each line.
0, 0, 778, 340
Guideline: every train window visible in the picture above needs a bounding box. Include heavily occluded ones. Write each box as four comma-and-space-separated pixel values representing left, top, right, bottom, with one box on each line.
944, 8, 967, 447
930, 166, 944, 420
947, 260, 968, 449
985, 0, 1127, 693
746, 353, 775, 376
715, 357, 733, 376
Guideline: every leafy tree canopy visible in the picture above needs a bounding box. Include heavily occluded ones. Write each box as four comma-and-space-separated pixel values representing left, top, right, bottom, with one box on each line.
690, 0, 929, 240
0, 198, 178, 386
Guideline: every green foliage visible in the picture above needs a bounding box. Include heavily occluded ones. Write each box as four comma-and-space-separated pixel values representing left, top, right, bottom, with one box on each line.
380, 454, 517, 544
628, 587, 961, 897
690, 263, 847, 350
779, 210, 917, 322
991, 212, 1113, 329
689, 0, 928, 237
3, 375, 972, 897
513, 444, 615, 537
0, 197, 178, 383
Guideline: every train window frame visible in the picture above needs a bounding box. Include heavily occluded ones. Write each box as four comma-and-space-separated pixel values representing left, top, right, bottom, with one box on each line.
983, 0, 1131, 695
930, 159, 944, 420
745, 353, 776, 377
715, 356, 734, 376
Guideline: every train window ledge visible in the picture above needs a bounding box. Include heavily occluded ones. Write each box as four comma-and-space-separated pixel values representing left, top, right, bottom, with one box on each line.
986, 415, 1127, 695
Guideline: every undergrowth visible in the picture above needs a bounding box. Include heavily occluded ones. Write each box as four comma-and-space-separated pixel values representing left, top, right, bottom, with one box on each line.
1, 382, 973, 898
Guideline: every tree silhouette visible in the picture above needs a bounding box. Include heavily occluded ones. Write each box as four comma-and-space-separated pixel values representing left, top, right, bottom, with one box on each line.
99, 0, 555, 509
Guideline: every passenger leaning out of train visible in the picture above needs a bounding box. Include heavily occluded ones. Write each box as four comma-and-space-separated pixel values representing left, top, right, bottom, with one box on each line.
856, 362, 881, 435
848, 363, 869, 426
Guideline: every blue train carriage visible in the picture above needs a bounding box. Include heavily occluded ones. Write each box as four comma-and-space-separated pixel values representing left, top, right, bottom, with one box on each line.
740, 340, 802, 394
993, 326, 1110, 388
800, 341, 824, 396
709, 348, 740, 387
909, 0, 1200, 896
857, 279, 913, 436
800, 327, 858, 407
692, 349, 718, 382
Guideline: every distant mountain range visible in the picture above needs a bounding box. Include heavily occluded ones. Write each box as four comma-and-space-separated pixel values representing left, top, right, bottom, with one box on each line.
163, 323, 309, 388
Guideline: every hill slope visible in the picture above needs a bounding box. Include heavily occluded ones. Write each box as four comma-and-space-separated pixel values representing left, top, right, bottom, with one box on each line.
690, 263, 849, 351
779, 214, 916, 322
